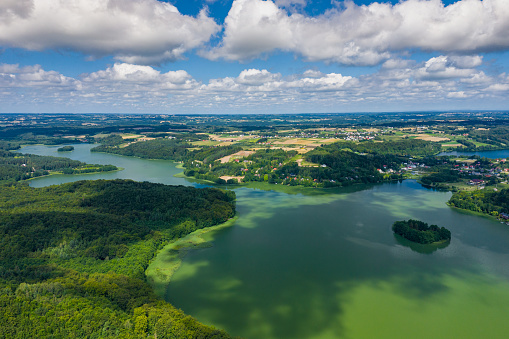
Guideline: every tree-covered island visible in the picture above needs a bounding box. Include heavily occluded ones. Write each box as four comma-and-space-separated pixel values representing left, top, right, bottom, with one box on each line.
57, 145, 74, 152
392, 219, 451, 244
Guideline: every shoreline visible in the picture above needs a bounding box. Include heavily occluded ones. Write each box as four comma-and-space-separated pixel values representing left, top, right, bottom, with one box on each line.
447, 203, 509, 224
175, 167, 411, 196
145, 216, 239, 300
23, 167, 124, 182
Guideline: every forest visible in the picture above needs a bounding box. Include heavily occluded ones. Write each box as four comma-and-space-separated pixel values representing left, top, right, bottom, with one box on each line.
392, 219, 451, 244
337, 139, 441, 156
0, 180, 236, 338
92, 136, 200, 161
448, 188, 509, 216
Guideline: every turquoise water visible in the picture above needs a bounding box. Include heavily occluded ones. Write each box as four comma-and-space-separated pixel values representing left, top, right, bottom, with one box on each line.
439, 149, 509, 159
20, 144, 509, 339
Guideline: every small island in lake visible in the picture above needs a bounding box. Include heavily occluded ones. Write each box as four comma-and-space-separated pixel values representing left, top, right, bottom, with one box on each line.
57, 145, 74, 152
393, 219, 451, 244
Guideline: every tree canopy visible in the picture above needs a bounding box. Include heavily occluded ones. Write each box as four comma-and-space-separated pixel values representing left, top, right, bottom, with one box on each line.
0, 179, 236, 338
393, 219, 451, 244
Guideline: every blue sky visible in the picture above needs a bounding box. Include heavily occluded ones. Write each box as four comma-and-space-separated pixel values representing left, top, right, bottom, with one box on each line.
1, 0, 508, 114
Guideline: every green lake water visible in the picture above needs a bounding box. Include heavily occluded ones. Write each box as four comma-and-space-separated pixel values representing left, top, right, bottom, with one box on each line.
20, 144, 509, 339
20, 144, 193, 187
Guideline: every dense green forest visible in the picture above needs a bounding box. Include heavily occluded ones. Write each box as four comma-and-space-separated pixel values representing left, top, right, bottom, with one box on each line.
92, 138, 191, 160
338, 139, 441, 156
0, 180, 236, 338
0, 150, 118, 183
392, 219, 451, 244
448, 188, 509, 216
0, 140, 21, 151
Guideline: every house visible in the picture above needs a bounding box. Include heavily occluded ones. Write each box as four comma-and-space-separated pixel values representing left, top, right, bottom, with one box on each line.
469, 179, 484, 185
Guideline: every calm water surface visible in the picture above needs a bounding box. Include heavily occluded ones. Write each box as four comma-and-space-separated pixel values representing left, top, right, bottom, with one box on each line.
21, 144, 509, 339
20, 144, 194, 187
439, 149, 509, 159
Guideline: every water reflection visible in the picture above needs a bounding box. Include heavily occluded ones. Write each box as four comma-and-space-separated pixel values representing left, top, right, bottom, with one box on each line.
394, 234, 451, 254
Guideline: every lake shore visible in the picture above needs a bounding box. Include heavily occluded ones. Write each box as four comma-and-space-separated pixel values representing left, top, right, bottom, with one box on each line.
146, 216, 239, 299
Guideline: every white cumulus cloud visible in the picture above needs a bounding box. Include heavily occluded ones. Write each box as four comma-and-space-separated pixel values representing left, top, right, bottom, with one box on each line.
0, 64, 80, 89
1, 60, 508, 113
82, 63, 198, 90
0, 0, 220, 64
206, 0, 509, 65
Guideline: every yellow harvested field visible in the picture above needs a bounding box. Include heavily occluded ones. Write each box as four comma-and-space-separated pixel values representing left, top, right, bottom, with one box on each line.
121, 134, 143, 139
219, 176, 244, 183
217, 142, 235, 146
455, 159, 476, 164
209, 134, 258, 142
270, 146, 310, 154
443, 143, 463, 147
415, 135, 450, 142
218, 150, 255, 163
63, 135, 86, 139
191, 140, 221, 146
274, 138, 339, 146
321, 138, 341, 143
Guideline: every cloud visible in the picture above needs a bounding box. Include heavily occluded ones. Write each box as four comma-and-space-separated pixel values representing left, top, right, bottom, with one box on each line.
447, 91, 469, 99
0, 64, 80, 89
449, 55, 484, 69
82, 63, 198, 91
1, 58, 508, 113
0, 0, 220, 64
206, 0, 509, 65
0, 0, 33, 20
415, 55, 479, 80
486, 84, 509, 91
237, 69, 281, 86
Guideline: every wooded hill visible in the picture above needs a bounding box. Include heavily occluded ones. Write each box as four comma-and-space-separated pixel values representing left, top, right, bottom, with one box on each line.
0, 180, 236, 338
449, 188, 509, 216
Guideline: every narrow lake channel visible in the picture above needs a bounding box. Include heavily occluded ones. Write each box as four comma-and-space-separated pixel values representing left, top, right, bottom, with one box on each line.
21, 144, 509, 339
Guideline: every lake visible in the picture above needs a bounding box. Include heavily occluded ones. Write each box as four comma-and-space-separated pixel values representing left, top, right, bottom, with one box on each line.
20, 144, 509, 339
439, 149, 509, 159
20, 144, 194, 188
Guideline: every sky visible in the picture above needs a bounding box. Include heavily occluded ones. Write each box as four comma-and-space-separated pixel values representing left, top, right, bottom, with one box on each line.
1, 0, 509, 114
